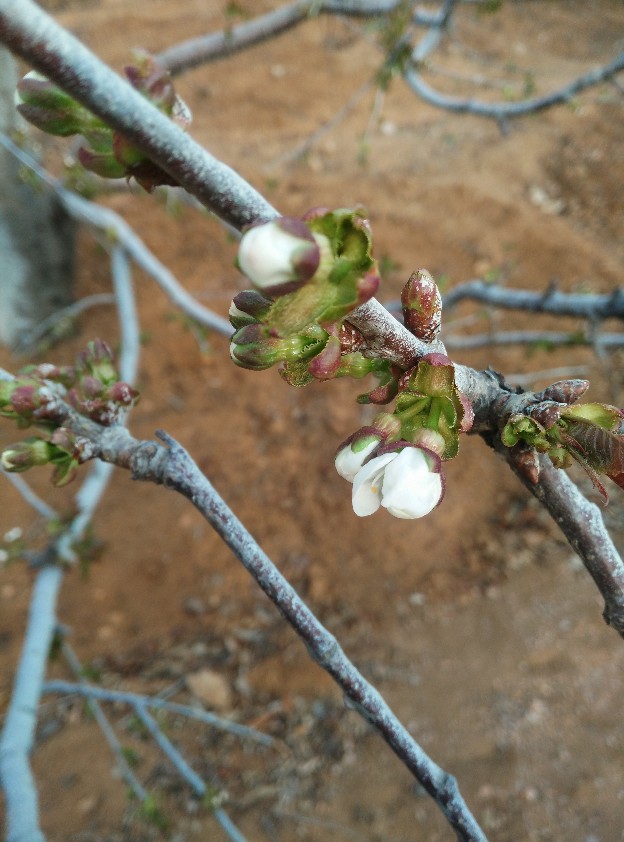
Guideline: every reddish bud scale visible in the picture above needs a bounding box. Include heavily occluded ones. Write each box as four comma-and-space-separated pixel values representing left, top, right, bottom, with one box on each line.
508, 444, 541, 484
537, 379, 589, 404
338, 322, 366, 354
528, 401, 563, 431
401, 270, 443, 342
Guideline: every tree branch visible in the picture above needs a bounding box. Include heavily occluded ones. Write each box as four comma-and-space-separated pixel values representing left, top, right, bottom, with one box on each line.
0, 132, 233, 338
0, 0, 277, 230
507, 451, 624, 635
42, 420, 489, 841
444, 330, 624, 350
404, 49, 624, 120
443, 280, 624, 320
158, 0, 443, 76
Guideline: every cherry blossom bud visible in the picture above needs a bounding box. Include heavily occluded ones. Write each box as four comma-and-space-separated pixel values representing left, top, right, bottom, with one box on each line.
17, 72, 93, 136
238, 218, 326, 297
335, 429, 383, 482
1, 438, 53, 473
351, 445, 444, 519
229, 290, 273, 329
401, 270, 442, 342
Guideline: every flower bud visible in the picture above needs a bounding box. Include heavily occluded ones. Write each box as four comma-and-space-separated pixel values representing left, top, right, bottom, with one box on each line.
335, 428, 383, 482
238, 218, 325, 297
351, 444, 444, 519
229, 290, 273, 329
1, 438, 53, 473
17, 72, 93, 136
537, 379, 589, 405
401, 269, 442, 342
76, 340, 118, 385
77, 145, 126, 180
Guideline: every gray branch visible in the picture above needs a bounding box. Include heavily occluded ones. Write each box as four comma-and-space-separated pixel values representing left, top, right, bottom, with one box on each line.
158, 0, 446, 76
444, 331, 624, 350
443, 280, 624, 320
42, 680, 274, 747
0, 133, 233, 338
404, 50, 624, 119
0, 1, 277, 230
0, 565, 62, 842
41, 419, 489, 841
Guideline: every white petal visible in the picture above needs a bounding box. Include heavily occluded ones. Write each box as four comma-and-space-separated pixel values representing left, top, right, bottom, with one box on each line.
351, 453, 396, 517
239, 224, 302, 288
335, 439, 379, 482
380, 448, 442, 519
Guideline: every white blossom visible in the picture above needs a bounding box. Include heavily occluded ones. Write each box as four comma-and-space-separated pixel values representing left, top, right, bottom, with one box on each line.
351, 447, 443, 519
335, 437, 380, 482
238, 219, 323, 294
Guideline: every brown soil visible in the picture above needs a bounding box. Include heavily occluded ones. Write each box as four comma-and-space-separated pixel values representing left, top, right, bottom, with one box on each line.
2, 2, 624, 840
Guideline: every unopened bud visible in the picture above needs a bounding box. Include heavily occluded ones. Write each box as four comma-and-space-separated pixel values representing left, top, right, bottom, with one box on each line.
1, 438, 53, 473
401, 270, 442, 342
335, 428, 383, 482
17, 72, 93, 136
238, 218, 325, 297
537, 379, 589, 405
229, 290, 273, 329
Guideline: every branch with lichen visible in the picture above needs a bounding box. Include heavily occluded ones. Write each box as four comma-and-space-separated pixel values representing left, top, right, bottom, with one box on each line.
0, 0, 623, 625
0, 374, 488, 841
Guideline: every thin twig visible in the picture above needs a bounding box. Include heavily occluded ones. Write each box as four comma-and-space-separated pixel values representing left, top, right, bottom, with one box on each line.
61, 643, 148, 803
157, 0, 442, 76
0, 207, 143, 841
0, 133, 233, 338
443, 280, 624, 319
444, 330, 624, 350
506, 451, 624, 632
42, 681, 274, 746
0, 565, 62, 842
0, 1, 277, 230
404, 49, 624, 118
34, 421, 488, 841
11, 293, 116, 356
1, 472, 58, 521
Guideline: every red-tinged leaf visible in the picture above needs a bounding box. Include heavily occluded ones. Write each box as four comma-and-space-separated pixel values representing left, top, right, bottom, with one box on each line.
565, 420, 624, 477
606, 470, 624, 490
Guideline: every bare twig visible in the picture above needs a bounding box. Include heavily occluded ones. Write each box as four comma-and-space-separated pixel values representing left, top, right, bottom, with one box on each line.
41, 421, 489, 841
157, 0, 442, 76
444, 330, 624, 350
0, 210, 143, 842
507, 451, 624, 632
405, 49, 624, 119
0, 1, 277, 230
0, 133, 233, 338
42, 680, 274, 746
60, 642, 148, 803
443, 280, 624, 320
11, 293, 116, 355
1, 472, 58, 521
0, 565, 62, 842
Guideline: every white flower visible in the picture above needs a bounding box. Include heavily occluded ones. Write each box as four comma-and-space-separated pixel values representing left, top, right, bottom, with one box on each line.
352, 447, 443, 519
238, 218, 324, 295
335, 437, 380, 482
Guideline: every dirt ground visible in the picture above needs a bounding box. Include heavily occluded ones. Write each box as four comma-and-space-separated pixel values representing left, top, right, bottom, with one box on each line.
2, 1, 624, 840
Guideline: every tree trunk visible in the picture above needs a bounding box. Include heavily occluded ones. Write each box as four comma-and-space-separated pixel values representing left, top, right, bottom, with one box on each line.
0, 47, 75, 351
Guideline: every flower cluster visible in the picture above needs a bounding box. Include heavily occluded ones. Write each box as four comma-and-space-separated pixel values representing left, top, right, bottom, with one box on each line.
336, 437, 445, 519
230, 209, 388, 387
232, 220, 474, 519
502, 380, 624, 501
17, 52, 191, 191
332, 351, 471, 519
0, 341, 138, 486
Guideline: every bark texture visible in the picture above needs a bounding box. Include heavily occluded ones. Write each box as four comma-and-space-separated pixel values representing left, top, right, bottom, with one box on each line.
0, 47, 75, 350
